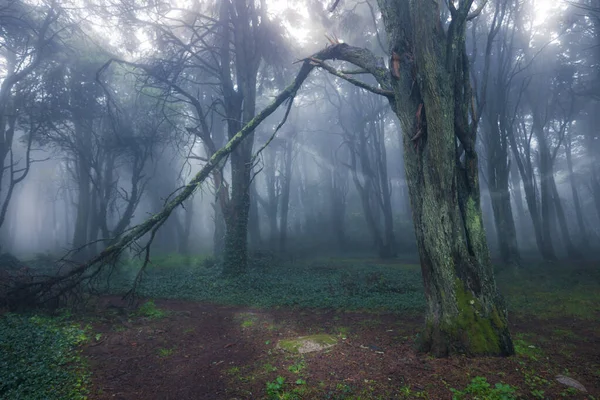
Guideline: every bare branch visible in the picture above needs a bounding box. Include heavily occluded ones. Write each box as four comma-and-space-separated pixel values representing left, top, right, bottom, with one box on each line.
308, 58, 394, 97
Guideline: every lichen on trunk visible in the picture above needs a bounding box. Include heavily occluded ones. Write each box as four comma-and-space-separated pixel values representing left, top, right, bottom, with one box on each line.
378, 0, 514, 356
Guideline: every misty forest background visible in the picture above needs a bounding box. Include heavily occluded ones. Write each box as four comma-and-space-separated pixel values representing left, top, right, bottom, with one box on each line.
1, 0, 600, 398
2, 0, 599, 265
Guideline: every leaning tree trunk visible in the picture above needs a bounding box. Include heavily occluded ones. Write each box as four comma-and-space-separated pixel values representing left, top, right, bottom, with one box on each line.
378, 0, 513, 356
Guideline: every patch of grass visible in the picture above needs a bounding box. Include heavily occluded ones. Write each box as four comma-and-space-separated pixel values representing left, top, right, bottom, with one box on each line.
263, 363, 278, 373
518, 362, 552, 399
450, 376, 517, 400
0, 314, 90, 399
265, 376, 308, 400
157, 347, 175, 357
235, 312, 260, 329
278, 334, 337, 353
398, 385, 430, 399
136, 300, 167, 319
241, 319, 254, 328
513, 334, 544, 361
336, 326, 350, 337
287, 359, 306, 374
226, 366, 241, 375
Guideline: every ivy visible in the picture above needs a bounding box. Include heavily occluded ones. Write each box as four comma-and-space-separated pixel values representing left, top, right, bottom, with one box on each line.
0, 314, 90, 399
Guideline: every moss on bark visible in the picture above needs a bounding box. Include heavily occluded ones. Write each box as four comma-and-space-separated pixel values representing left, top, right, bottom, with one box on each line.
421, 278, 513, 357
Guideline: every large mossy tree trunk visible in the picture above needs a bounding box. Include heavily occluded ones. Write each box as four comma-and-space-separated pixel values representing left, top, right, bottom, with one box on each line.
378, 0, 513, 356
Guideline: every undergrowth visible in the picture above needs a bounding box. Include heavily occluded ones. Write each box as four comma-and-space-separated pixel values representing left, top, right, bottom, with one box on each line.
495, 261, 600, 320
104, 255, 426, 312
0, 314, 90, 399
99, 255, 600, 319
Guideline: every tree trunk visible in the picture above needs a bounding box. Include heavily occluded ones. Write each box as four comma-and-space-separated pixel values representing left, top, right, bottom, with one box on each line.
508, 123, 556, 260
549, 176, 580, 258
485, 125, 520, 268
222, 138, 252, 275
213, 199, 226, 258
589, 159, 600, 225
279, 137, 293, 253
220, 0, 261, 276
72, 121, 92, 259
378, 0, 513, 356
510, 160, 529, 246
529, 105, 560, 261
248, 182, 262, 249
375, 117, 397, 258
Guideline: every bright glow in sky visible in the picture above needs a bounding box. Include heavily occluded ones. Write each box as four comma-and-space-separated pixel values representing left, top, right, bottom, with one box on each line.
265, 0, 561, 44
266, 0, 311, 44
533, 0, 560, 26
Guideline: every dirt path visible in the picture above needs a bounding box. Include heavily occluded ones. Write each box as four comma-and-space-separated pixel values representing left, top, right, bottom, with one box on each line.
83, 298, 600, 399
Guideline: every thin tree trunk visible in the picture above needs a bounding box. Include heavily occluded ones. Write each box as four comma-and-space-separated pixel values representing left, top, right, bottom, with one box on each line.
72, 121, 92, 259
213, 199, 226, 258
248, 182, 261, 250
375, 118, 397, 258
486, 128, 520, 267
279, 138, 293, 253
549, 176, 580, 258
510, 160, 528, 246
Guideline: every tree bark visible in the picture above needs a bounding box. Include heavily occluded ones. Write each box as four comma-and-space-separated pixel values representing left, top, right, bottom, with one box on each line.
220, 0, 261, 276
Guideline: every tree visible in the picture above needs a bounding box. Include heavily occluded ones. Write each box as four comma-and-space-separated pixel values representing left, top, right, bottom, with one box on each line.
373, 0, 513, 355
0, 0, 61, 236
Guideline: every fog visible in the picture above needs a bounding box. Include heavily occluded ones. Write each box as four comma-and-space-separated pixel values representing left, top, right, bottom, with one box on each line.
1, 0, 598, 265
2, 0, 600, 397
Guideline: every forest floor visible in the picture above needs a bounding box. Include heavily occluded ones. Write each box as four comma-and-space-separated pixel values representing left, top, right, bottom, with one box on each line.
2, 257, 600, 399
82, 296, 600, 400
78, 254, 600, 400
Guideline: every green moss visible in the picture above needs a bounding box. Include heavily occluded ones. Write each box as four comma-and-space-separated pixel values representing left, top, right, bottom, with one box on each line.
278, 334, 337, 354
441, 279, 504, 355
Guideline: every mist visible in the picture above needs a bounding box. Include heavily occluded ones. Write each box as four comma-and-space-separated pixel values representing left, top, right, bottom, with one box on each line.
1, 0, 599, 398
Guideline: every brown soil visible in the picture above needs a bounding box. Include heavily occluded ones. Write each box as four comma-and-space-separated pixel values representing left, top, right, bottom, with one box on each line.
83, 297, 600, 399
